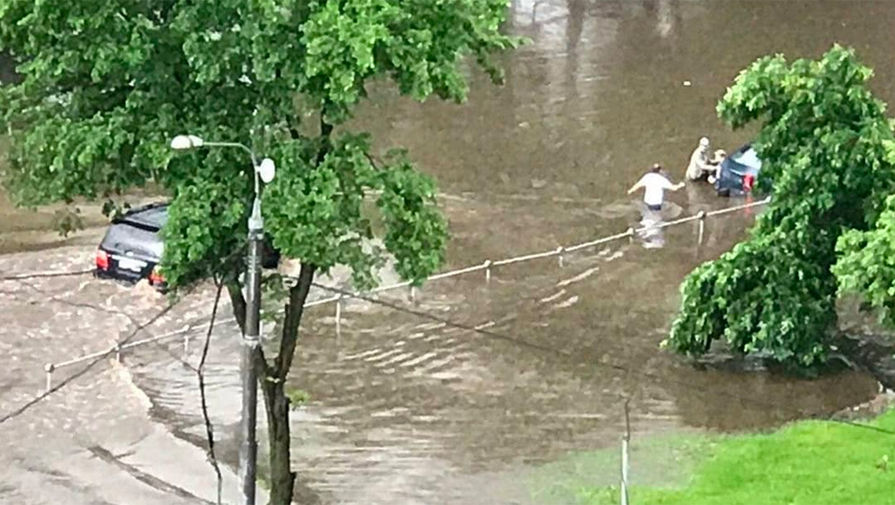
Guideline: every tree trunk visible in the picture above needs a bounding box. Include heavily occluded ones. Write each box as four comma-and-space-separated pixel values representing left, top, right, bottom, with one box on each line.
260, 263, 315, 505
262, 380, 295, 505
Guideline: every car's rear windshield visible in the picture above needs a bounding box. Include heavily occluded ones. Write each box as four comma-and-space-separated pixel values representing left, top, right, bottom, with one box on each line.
101, 222, 164, 259
730, 147, 762, 169
115, 205, 168, 231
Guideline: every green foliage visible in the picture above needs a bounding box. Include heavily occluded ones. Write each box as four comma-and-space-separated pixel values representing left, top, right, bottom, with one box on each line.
162, 175, 249, 287
0, 0, 516, 288
263, 135, 446, 289
51, 207, 84, 237
666, 45, 895, 367
284, 387, 310, 408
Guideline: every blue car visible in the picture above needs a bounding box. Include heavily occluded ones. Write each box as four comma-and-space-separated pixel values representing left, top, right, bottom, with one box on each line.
715, 144, 762, 197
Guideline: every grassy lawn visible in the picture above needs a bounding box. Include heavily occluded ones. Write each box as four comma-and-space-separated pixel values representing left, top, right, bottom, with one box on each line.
574, 409, 895, 505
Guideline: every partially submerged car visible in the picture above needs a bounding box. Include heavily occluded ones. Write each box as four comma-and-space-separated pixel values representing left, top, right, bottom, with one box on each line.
715, 144, 763, 197
95, 202, 168, 287
95, 202, 279, 289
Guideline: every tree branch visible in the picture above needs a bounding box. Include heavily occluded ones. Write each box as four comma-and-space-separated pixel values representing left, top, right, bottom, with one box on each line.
319, 113, 333, 140
274, 263, 315, 381
363, 151, 382, 170
196, 279, 225, 505
254, 343, 275, 382
225, 278, 247, 334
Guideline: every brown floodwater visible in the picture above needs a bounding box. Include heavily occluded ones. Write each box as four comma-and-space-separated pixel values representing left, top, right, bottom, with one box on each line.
6, 1, 895, 504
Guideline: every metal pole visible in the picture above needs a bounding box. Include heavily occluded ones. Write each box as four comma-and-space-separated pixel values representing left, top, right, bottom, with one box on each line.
239, 195, 263, 505
621, 438, 629, 505
44, 363, 54, 393
335, 295, 342, 340
621, 399, 631, 505
697, 210, 706, 245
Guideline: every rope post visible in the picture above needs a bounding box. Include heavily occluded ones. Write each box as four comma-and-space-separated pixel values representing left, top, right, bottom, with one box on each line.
335, 295, 343, 340
557, 246, 565, 268
182, 332, 190, 359
626, 227, 635, 243
44, 363, 55, 393
409, 285, 417, 303
484, 260, 492, 284
697, 210, 706, 245
114, 343, 122, 363
621, 398, 631, 505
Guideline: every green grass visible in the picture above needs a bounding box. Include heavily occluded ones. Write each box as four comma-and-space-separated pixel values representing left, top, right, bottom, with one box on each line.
578, 410, 895, 505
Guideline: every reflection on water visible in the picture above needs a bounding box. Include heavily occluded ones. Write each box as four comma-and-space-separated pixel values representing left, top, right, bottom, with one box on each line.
9, 0, 895, 504
637, 205, 666, 248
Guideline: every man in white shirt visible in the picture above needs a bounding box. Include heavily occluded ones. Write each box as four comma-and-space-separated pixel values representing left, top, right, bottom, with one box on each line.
686, 137, 713, 181
627, 163, 685, 211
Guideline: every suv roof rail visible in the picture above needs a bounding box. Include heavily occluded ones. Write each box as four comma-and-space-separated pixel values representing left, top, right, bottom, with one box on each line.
113, 201, 168, 220
111, 201, 168, 229
126, 201, 168, 214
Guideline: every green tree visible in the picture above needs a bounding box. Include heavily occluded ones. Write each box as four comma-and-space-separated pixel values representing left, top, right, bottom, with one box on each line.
0, 1, 516, 502
664, 45, 895, 368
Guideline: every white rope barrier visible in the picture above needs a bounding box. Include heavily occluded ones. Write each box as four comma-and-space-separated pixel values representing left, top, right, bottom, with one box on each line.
427, 261, 490, 281
492, 247, 562, 267
370, 280, 412, 294
42, 197, 770, 390
565, 229, 636, 253
303, 295, 341, 308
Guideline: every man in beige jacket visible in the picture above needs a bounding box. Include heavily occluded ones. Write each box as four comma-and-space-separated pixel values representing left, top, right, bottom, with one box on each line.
686, 137, 713, 181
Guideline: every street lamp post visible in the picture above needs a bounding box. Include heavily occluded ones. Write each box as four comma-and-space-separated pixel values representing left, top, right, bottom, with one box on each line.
171, 134, 276, 505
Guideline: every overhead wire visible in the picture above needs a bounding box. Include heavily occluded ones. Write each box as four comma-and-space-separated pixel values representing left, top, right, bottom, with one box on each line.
0, 268, 94, 281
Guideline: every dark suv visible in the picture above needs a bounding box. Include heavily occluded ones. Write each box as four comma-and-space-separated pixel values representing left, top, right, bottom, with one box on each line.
95, 203, 168, 286
94, 202, 279, 288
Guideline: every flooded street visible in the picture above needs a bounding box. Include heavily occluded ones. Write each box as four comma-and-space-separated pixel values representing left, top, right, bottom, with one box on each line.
4, 1, 895, 504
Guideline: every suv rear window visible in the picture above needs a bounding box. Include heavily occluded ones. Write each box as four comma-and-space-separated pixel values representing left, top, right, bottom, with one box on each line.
730, 147, 762, 169
114, 204, 168, 231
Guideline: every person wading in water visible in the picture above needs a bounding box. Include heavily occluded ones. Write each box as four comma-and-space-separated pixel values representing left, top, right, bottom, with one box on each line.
627, 163, 685, 212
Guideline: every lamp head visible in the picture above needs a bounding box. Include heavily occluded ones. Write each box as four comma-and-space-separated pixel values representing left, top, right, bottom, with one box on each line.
258, 158, 276, 184
170, 134, 204, 150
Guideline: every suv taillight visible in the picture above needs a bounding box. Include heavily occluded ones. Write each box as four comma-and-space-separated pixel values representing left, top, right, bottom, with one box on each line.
96, 250, 109, 270
743, 174, 755, 192
149, 267, 164, 285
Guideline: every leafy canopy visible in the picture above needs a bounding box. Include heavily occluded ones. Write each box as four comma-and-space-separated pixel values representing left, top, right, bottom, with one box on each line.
665, 45, 895, 368
0, 0, 517, 287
